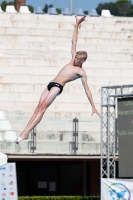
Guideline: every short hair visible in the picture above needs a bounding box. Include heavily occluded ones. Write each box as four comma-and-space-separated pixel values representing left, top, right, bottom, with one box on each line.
76, 51, 87, 61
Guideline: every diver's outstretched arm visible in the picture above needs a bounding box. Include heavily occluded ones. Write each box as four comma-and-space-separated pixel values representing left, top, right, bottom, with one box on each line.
71, 16, 86, 59
81, 70, 101, 118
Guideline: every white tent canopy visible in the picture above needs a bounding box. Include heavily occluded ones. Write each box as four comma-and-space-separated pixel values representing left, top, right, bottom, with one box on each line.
0, 152, 7, 166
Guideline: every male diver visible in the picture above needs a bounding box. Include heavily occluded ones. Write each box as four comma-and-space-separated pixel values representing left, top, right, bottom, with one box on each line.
15, 16, 100, 143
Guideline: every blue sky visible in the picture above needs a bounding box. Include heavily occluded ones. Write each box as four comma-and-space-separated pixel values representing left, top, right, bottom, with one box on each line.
2, 0, 133, 11
26, 0, 116, 11
2, 0, 131, 11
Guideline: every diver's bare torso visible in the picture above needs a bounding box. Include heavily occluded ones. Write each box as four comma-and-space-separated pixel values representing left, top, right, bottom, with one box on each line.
51, 60, 83, 86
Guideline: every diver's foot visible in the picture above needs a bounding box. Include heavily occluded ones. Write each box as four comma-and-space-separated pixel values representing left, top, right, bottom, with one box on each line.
14, 136, 23, 144
15, 135, 29, 144
24, 135, 29, 140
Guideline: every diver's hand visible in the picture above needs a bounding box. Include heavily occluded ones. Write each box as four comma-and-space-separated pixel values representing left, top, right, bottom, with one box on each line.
91, 107, 101, 118
75, 16, 86, 26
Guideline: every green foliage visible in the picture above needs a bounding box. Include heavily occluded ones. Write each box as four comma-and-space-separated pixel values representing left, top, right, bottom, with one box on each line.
116, 0, 131, 2
126, 8, 133, 16
0, 1, 14, 11
0, 0, 33, 12
27, 5, 34, 13
1, 1, 7, 11
7, 1, 14, 5
96, 2, 118, 16
96, 0, 133, 16
84, 11, 88, 15
43, 4, 53, 13
116, 0, 131, 16
56, 8, 61, 14
18, 197, 100, 200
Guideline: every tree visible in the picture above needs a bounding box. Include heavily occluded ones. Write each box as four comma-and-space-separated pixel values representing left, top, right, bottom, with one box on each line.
1, 1, 8, 11
0, 1, 34, 12
56, 8, 61, 14
7, 1, 14, 5
14, 0, 25, 12
43, 4, 53, 13
96, 2, 118, 16
27, 5, 34, 13
96, 0, 132, 16
84, 11, 88, 15
126, 8, 133, 16
116, 0, 131, 16
1, 1, 14, 11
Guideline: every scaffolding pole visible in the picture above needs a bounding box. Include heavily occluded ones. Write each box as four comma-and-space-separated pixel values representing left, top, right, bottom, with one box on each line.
70, 0, 73, 14
101, 84, 133, 179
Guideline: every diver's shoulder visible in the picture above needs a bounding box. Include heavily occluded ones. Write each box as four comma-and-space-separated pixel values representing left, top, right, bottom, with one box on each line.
76, 68, 86, 77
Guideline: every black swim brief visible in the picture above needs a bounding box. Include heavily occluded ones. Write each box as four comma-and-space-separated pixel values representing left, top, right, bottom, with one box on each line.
47, 82, 63, 94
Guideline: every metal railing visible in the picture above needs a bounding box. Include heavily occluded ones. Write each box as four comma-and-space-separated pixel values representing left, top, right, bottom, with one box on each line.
28, 126, 36, 153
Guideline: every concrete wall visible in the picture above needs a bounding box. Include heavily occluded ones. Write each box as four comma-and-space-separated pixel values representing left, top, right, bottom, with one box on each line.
0, 13, 133, 154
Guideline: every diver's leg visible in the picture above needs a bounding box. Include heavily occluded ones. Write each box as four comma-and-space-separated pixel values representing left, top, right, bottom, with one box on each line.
15, 87, 60, 142
18, 87, 49, 139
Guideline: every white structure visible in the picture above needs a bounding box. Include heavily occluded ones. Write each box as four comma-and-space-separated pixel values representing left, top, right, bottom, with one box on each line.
101, 10, 113, 17
48, 7, 58, 15
75, 8, 85, 16
0, 111, 6, 120
6, 5, 17, 13
0, 121, 12, 131
34, 7, 44, 14
4, 131, 17, 142
0, 110, 15, 153
0, 133, 4, 141
89, 9, 99, 17
61, 8, 72, 16
0, 111, 12, 132
19, 6, 31, 14
0, 6, 3, 13
0, 152, 7, 166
